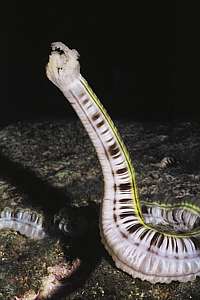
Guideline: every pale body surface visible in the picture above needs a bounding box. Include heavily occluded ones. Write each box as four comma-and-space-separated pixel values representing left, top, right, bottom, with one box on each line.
46, 42, 200, 284
1, 118, 200, 299
1, 42, 200, 299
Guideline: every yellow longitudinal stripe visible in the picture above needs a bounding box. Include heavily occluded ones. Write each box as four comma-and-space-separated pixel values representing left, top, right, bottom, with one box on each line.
81, 77, 143, 221
81, 78, 200, 238
141, 200, 200, 214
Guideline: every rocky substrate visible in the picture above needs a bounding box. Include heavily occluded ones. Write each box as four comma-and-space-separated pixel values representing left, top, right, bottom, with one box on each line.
0, 118, 200, 300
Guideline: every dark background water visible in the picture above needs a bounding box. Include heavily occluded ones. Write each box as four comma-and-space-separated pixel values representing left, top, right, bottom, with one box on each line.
0, 2, 198, 126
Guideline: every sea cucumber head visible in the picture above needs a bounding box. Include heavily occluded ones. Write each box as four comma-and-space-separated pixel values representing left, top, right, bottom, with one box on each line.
46, 42, 80, 89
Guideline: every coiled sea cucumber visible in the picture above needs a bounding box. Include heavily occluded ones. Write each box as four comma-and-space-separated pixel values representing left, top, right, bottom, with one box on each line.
46, 42, 200, 283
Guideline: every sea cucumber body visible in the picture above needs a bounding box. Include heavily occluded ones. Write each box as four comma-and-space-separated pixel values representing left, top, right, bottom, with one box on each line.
0, 207, 46, 240
46, 42, 200, 283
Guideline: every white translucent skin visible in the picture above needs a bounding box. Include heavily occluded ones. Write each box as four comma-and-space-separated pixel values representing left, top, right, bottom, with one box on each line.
0, 207, 45, 240
46, 42, 200, 283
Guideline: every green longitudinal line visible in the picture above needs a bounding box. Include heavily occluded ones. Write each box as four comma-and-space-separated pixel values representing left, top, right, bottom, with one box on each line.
46, 42, 200, 284
81, 78, 200, 237
142, 200, 200, 214
81, 78, 143, 221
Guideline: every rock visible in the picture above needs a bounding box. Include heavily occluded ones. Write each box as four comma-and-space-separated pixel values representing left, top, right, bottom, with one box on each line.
0, 119, 200, 299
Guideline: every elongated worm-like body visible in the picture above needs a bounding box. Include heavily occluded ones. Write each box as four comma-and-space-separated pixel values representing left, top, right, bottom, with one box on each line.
46, 42, 200, 283
0, 207, 45, 240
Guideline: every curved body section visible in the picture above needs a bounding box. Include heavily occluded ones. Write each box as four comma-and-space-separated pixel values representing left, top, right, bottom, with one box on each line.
0, 207, 45, 240
46, 42, 200, 283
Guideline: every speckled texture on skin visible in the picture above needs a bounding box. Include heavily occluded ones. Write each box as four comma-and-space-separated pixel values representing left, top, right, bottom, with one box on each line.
1, 119, 200, 299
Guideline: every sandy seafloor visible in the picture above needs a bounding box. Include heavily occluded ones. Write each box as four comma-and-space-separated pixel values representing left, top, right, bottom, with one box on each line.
0, 118, 200, 299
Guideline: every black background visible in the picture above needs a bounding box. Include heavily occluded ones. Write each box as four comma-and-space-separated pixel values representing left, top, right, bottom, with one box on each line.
0, 2, 197, 126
